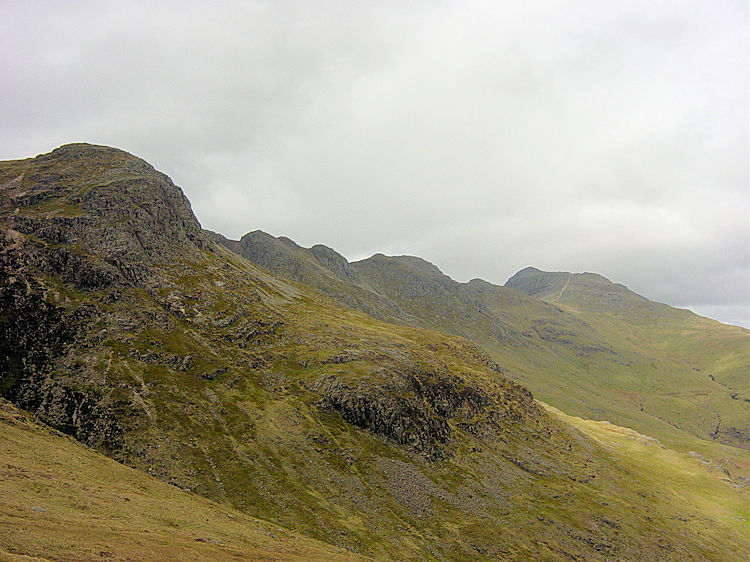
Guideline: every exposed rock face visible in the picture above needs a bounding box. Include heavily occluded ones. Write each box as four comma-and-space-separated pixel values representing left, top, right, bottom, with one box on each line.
0, 143, 211, 451
309, 244, 361, 282
316, 375, 452, 460
232, 230, 308, 279
316, 368, 539, 460
0, 247, 124, 451
0, 258, 80, 399
3, 144, 748, 561
2, 143, 210, 286
714, 426, 750, 450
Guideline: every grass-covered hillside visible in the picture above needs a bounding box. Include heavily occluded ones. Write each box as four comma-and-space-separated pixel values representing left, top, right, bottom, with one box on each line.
222, 230, 750, 485
1, 144, 748, 560
505, 267, 749, 464
0, 399, 361, 561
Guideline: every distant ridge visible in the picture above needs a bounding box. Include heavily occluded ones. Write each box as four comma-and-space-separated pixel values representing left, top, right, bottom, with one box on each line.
222, 229, 750, 458
506, 266, 678, 317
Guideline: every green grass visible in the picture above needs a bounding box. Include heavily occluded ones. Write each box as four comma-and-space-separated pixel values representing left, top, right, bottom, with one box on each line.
544, 402, 749, 542
336, 259, 750, 480
0, 399, 362, 561
222, 237, 749, 480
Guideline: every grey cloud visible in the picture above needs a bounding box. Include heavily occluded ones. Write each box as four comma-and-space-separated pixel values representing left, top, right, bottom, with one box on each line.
1, 1, 747, 326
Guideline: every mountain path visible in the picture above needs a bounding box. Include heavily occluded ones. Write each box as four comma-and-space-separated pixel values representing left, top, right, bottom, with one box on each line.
555, 275, 571, 301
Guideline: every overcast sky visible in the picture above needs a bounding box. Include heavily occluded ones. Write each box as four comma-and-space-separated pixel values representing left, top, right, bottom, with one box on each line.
2, 1, 748, 327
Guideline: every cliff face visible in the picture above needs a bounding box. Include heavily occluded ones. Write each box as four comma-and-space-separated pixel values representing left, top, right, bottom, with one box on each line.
2, 143, 209, 286
1, 144, 747, 560
0, 144, 215, 454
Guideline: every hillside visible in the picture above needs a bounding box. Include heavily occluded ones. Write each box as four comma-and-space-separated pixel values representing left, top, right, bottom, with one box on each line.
0, 399, 361, 561
505, 267, 750, 449
1, 144, 748, 560
506, 266, 750, 396
221, 231, 750, 482
207, 229, 409, 323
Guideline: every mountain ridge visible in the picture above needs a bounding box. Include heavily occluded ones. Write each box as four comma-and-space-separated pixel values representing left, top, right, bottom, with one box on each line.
2, 143, 748, 559
220, 228, 750, 463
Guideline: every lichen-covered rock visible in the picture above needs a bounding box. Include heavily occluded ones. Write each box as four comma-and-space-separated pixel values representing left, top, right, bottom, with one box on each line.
315, 375, 452, 460
0, 248, 124, 452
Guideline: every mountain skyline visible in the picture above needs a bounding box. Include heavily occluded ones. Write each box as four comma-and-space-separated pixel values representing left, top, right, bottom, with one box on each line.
213, 224, 749, 458
218, 227, 749, 329
1, 1, 747, 328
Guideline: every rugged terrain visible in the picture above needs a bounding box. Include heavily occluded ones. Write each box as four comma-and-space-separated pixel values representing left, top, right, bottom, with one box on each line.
1, 144, 748, 560
220, 231, 750, 482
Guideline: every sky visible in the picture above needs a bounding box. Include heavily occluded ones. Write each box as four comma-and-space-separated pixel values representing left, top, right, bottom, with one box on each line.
1, 1, 748, 327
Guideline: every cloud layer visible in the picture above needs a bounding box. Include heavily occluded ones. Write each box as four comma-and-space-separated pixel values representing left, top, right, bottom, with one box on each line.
2, 1, 747, 326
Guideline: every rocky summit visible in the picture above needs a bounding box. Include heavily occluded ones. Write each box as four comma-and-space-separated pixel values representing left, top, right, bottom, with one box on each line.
1, 144, 748, 560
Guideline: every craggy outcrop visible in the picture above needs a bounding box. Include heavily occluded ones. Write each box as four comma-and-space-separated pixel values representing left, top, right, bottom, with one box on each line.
2, 144, 211, 286
0, 248, 124, 451
315, 369, 540, 460
3, 144, 746, 561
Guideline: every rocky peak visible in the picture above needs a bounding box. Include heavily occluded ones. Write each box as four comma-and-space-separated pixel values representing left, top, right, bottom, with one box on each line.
352, 254, 457, 300
277, 235, 302, 249
465, 278, 494, 293
239, 229, 279, 246
506, 266, 653, 316
232, 231, 363, 285
1, 143, 210, 287
505, 267, 569, 297
309, 244, 360, 282
234, 230, 302, 271
513, 266, 542, 277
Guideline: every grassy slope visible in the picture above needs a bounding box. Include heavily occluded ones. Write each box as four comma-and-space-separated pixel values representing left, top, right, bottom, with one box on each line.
502, 269, 750, 477
221, 233, 749, 483
2, 145, 748, 560
0, 399, 360, 562
346, 257, 750, 477
543, 402, 749, 546
0, 246, 667, 559
3, 385, 749, 562
506, 267, 750, 394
